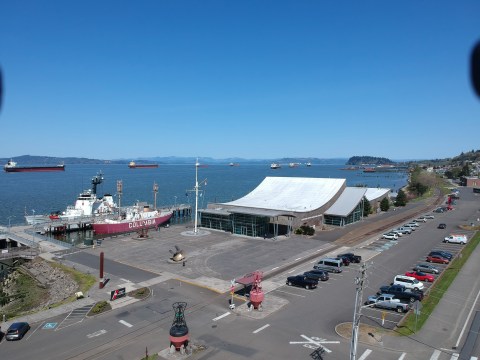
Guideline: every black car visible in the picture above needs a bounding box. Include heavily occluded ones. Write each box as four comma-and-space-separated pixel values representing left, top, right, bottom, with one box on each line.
5, 322, 30, 341
337, 253, 362, 263
304, 269, 329, 281
438, 223, 446, 229
286, 275, 318, 289
429, 250, 453, 260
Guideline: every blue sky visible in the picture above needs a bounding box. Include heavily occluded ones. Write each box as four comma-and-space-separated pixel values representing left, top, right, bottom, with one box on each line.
1, 1, 479, 161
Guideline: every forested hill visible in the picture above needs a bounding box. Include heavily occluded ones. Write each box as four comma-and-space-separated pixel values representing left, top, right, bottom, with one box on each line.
346, 156, 394, 165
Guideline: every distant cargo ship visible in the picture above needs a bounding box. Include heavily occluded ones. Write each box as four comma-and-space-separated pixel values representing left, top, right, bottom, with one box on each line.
128, 161, 159, 169
4, 159, 65, 173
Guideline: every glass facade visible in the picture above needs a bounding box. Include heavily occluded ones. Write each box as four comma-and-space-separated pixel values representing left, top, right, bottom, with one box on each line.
200, 212, 270, 237
323, 200, 364, 227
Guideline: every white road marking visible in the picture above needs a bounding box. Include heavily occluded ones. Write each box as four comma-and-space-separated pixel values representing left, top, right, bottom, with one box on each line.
287, 269, 296, 273
471, 357, 478, 360
119, 320, 133, 328
289, 334, 339, 353
398, 353, 407, 360
449, 354, 459, 360
358, 349, 372, 360
275, 289, 306, 297
87, 329, 107, 338
253, 324, 270, 334
429, 350, 441, 360
212, 312, 231, 321
271, 266, 279, 270
455, 282, 480, 349
120, 278, 130, 282
295, 257, 302, 261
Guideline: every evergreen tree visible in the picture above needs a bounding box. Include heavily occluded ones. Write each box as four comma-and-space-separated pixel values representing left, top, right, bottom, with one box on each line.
395, 189, 407, 207
363, 197, 371, 217
380, 197, 390, 212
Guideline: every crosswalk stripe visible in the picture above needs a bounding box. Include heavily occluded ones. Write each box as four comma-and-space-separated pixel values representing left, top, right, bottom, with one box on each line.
358, 349, 372, 360
430, 350, 441, 360
449, 353, 459, 360
398, 353, 407, 360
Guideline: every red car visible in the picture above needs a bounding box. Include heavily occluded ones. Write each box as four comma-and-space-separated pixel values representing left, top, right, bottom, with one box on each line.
405, 271, 435, 282
426, 255, 449, 264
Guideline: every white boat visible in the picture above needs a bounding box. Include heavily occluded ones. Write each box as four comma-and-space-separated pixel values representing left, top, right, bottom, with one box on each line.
289, 163, 299, 168
59, 172, 118, 220
306, 162, 312, 167
270, 163, 281, 169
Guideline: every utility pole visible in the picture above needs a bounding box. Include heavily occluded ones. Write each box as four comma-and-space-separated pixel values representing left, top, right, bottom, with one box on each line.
350, 262, 368, 360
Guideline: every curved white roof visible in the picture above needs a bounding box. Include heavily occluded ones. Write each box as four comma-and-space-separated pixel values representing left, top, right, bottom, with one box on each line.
365, 188, 391, 201
324, 187, 367, 216
221, 177, 345, 212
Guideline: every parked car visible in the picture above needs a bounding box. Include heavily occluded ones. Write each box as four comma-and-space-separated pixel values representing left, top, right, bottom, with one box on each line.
434, 207, 446, 213
429, 250, 453, 260
414, 217, 427, 223
378, 284, 424, 303
382, 232, 398, 240
443, 234, 467, 244
423, 214, 435, 219
286, 275, 318, 289
336, 253, 362, 263
438, 223, 447, 229
405, 271, 435, 282
426, 255, 449, 264
403, 224, 417, 230
304, 269, 329, 281
393, 275, 424, 291
396, 227, 412, 234
390, 229, 404, 237
366, 294, 410, 313
5, 322, 30, 341
336, 255, 351, 266
413, 263, 439, 274
405, 222, 420, 228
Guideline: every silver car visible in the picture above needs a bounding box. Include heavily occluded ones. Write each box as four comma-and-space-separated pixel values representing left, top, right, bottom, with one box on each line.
413, 263, 439, 274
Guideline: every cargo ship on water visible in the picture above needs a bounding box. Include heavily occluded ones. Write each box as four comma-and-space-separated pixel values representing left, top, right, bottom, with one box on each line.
128, 161, 158, 169
4, 159, 65, 172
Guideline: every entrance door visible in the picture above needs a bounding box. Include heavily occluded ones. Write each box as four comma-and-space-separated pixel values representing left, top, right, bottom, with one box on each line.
241, 226, 247, 235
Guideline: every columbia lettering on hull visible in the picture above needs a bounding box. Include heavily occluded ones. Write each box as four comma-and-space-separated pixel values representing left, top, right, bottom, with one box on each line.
4, 159, 65, 172
92, 207, 173, 235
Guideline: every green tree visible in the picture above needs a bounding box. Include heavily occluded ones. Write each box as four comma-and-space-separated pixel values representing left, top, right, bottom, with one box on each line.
395, 189, 407, 207
362, 197, 371, 217
380, 197, 390, 212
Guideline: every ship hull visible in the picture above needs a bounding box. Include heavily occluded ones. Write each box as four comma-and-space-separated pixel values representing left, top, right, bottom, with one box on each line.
128, 164, 158, 168
5, 165, 65, 172
93, 212, 172, 234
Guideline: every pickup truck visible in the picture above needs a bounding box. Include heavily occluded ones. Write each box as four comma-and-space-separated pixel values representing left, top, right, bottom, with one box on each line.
366, 294, 411, 313
286, 275, 318, 290
378, 284, 424, 303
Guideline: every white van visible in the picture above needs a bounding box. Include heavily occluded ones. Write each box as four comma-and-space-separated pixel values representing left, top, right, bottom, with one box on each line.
314, 258, 343, 273
443, 234, 468, 244
393, 275, 424, 291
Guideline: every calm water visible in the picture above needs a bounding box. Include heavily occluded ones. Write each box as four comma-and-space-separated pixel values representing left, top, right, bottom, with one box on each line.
0, 163, 408, 227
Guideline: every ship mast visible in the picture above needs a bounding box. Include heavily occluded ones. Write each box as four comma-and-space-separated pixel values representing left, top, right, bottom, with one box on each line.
116, 180, 123, 217
91, 171, 104, 195
153, 182, 159, 210
193, 158, 207, 234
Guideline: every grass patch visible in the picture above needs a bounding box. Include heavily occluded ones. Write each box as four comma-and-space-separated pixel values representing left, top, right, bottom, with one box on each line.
397, 231, 480, 335
128, 287, 150, 300
0, 271, 49, 319
88, 300, 112, 316
140, 354, 158, 360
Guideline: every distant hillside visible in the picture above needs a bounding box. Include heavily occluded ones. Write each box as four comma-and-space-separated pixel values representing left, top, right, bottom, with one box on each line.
346, 156, 394, 165
0, 155, 111, 165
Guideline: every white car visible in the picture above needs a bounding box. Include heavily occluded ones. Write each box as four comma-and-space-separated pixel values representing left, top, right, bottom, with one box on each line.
423, 214, 435, 219
414, 218, 427, 223
390, 230, 403, 237
382, 233, 398, 240
405, 222, 419, 228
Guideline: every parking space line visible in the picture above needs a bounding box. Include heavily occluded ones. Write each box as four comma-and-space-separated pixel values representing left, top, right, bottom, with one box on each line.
213, 312, 231, 321
358, 349, 372, 359
253, 324, 270, 334
398, 353, 407, 360
274, 289, 306, 297
429, 350, 441, 360
271, 266, 279, 271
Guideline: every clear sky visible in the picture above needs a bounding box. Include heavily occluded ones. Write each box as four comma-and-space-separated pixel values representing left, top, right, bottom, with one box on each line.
1, 1, 479, 161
